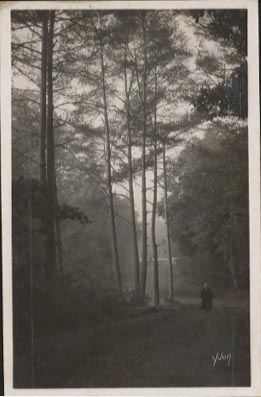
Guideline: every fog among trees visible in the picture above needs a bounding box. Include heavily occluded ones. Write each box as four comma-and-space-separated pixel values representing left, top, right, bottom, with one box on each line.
11, 9, 249, 388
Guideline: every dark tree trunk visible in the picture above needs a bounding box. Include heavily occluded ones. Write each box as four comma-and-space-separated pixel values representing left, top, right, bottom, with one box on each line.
39, 12, 47, 186
39, 13, 48, 279
54, 218, 63, 274
124, 41, 140, 291
100, 39, 122, 294
151, 68, 159, 306
53, 171, 63, 274
140, 11, 148, 299
45, 11, 56, 280
228, 197, 238, 288
163, 142, 174, 304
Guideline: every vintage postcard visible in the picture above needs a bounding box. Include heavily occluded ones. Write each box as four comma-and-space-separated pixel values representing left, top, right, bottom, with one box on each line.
1, 0, 260, 396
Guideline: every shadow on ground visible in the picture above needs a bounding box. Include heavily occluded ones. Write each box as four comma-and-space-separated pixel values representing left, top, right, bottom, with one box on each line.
16, 301, 250, 388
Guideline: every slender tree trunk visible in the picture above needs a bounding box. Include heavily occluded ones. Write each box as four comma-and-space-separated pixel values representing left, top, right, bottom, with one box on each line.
228, 197, 238, 288
124, 41, 140, 291
163, 142, 174, 304
99, 40, 122, 294
227, 153, 238, 288
53, 170, 63, 274
54, 219, 63, 274
45, 11, 56, 280
39, 12, 47, 185
151, 68, 159, 306
140, 11, 148, 299
39, 13, 48, 279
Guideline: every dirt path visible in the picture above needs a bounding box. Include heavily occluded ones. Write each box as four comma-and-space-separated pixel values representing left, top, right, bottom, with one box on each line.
32, 303, 250, 388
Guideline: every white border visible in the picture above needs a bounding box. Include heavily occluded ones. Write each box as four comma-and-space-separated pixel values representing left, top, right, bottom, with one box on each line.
0, 0, 254, 10
1, 1, 260, 396
1, 2, 13, 396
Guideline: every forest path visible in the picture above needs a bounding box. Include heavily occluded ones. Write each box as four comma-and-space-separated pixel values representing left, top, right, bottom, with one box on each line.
174, 296, 245, 308
34, 303, 250, 388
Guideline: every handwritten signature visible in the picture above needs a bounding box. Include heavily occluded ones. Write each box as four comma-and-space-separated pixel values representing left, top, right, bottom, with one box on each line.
212, 352, 232, 367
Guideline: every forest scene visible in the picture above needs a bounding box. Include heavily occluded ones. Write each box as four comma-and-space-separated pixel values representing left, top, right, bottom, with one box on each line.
11, 8, 250, 388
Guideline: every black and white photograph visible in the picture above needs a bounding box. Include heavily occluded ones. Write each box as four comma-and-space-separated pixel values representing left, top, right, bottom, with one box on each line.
1, 0, 260, 395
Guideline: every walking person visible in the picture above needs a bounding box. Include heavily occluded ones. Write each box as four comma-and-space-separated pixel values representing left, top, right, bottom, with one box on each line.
200, 282, 214, 313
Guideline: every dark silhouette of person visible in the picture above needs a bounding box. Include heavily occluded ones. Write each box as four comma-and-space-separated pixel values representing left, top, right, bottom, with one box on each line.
200, 282, 214, 313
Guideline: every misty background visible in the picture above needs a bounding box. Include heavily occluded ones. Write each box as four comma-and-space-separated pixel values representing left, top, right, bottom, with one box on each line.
11, 9, 249, 388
